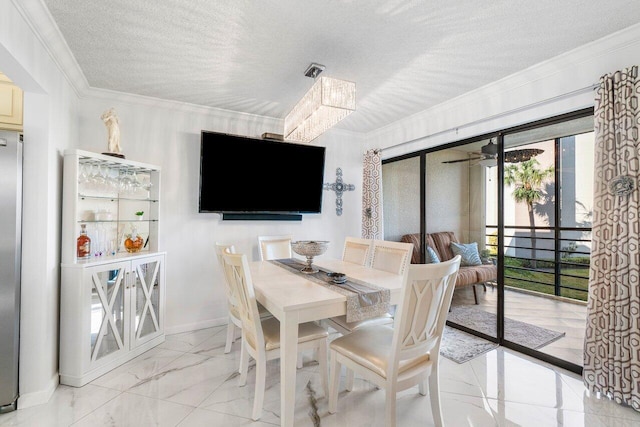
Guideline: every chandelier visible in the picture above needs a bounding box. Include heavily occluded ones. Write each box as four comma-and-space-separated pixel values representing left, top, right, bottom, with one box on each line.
284, 63, 356, 143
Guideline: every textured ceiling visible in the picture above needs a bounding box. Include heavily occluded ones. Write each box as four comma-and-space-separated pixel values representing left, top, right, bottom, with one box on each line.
43, 0, 640, 134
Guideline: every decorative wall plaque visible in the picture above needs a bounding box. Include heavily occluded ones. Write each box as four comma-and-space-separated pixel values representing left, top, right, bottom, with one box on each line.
323, 167, 355, 216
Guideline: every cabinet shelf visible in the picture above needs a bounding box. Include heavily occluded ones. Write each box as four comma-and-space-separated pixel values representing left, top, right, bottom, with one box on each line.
78, 194, 159, 203
77, 219, 159, 223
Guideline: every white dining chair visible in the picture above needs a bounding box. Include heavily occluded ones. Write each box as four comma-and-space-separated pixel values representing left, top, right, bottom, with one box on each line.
370, 239, 414, 275
257, 234, 293, 261
328, 238, 414, 389
214, 243, 271, 367
326, 237, 395, 336
222, 250, 329, 421
255, 234, 305, 368
341, 236, 374, 266
328, 255, 461, 427
327, 239, 413, 335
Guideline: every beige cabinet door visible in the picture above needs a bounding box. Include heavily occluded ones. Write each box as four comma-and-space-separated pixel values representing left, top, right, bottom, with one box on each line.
0, 72, 23, 131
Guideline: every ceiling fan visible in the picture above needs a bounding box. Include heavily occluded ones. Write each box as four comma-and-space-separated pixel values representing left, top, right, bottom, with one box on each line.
442, 141, 498, 165
442, 141, 543, 165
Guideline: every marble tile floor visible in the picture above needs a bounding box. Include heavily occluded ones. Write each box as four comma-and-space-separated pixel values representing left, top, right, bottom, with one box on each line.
2, 324, 640, 427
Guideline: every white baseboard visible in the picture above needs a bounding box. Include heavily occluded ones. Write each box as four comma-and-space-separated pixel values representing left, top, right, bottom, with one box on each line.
17, 372, 59, 409
164, 316, 227, 335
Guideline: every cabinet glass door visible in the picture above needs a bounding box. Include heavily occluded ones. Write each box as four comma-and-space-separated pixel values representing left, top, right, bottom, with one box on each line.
89, 265, 126, 362
131, 256, 162, 346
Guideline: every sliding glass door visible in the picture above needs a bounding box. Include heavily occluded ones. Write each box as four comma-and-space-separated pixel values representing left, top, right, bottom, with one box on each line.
382, 155, 422, 254
501, 115, 593, 368
380, 109, 594, 373
434, 138, 499, 341
382, 138, 500, 342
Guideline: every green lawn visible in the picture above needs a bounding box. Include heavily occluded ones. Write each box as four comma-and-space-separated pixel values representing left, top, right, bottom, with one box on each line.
504, 258, 589, 301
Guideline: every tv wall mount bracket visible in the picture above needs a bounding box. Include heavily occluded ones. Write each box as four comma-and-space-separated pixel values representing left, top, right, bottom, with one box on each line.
323, 167, 355, 216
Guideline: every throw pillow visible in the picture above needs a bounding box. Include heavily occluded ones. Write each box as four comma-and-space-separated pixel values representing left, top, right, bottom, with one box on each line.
425, 245, 441, 264
450, 242, 482, 267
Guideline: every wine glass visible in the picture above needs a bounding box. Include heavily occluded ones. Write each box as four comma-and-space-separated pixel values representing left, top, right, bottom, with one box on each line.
130, 170, 145, 197
93, 163, 107, 190
78, 163, 90, 193
119, 169, 133, 194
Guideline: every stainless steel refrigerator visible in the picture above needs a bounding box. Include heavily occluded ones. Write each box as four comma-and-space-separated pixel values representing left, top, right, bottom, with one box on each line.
0, 130, 22, 413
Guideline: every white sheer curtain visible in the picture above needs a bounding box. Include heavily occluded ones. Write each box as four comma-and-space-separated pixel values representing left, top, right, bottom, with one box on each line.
584, 65, 640, 411
362, 149, 383, 239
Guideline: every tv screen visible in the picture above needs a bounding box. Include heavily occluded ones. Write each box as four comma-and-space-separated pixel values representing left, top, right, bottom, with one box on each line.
199, 131, 326, 214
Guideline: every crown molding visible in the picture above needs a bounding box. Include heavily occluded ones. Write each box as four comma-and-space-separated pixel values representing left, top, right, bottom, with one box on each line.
14, 0, 286, 130
85, 86, 284, 128
12, 0, 90, 96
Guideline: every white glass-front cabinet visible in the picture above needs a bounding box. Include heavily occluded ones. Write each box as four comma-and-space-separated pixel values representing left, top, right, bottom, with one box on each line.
60, 150, 165, 387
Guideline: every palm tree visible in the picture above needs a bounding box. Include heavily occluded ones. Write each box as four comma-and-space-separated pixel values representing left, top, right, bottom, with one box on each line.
504, 158, 554, 268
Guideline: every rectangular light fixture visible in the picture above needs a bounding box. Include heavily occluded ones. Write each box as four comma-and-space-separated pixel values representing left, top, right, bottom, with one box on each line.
284, 76, 356, 143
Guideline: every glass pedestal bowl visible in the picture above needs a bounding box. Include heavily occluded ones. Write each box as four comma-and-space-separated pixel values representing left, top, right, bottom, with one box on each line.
291, 240, 329, 274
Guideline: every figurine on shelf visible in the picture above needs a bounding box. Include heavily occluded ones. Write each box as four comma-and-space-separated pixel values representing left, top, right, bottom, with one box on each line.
101, 108, 124, 158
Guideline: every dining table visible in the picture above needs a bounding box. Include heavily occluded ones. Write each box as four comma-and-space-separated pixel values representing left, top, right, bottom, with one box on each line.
249, 257, 405, 427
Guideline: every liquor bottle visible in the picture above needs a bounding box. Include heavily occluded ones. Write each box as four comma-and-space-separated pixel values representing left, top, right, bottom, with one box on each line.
124, 225, 144, 253
77, 224, 91, 259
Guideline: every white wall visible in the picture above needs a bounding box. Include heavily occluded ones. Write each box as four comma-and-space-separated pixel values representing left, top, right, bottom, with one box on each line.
0, 0, 77, 408
76, 93, 365, 333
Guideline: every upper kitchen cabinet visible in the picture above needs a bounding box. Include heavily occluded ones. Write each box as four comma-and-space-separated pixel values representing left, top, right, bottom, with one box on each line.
0, 72, 23, 132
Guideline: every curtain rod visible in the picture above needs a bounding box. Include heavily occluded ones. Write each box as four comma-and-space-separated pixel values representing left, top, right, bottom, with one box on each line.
377, 82, 599, 153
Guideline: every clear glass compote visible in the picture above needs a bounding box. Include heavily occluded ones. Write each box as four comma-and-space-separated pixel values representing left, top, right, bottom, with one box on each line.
291, 241, 329, 274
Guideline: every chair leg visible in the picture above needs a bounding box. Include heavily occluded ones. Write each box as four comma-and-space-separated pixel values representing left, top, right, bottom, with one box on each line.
239, 339, 249, 386
472, 284, 478, 304
385, 382, 397, 427
252, 357, 266, 421
328, 351, 340, 414
238, 338, 246, 374
345, 369, 355, 391
428, 369, 444, 427
317, 341, 329, 398
419, 379, 427, 396
297, 353, 304, 369
224, 318, 235, 354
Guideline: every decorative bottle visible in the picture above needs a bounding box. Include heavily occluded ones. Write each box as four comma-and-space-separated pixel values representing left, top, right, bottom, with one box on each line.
124, 225, 144, 253
77, 224, 91, 259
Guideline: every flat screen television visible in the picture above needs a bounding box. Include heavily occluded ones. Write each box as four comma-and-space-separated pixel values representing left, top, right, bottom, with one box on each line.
199, 131, 326, 216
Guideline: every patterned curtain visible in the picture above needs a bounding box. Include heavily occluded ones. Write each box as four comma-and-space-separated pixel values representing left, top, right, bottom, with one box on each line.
584, 65, 640, 410
362, 149, 383, 239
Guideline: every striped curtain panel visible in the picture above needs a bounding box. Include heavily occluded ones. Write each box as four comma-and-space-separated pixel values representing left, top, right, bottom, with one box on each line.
584, 65, 640, 411
362, 149, 383, 239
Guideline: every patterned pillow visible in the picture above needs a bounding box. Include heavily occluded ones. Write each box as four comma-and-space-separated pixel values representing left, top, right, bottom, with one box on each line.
425, 245, 441, 264
450, 242, 482, 266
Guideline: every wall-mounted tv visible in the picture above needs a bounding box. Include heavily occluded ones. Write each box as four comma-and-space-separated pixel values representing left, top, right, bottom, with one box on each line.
199, 131, 326, 216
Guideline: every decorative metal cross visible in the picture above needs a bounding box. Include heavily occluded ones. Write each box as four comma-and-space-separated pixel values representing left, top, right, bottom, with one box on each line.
323, 167, 355, 216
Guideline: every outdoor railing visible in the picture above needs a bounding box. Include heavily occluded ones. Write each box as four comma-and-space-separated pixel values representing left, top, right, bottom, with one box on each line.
485, 225, 591, 302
